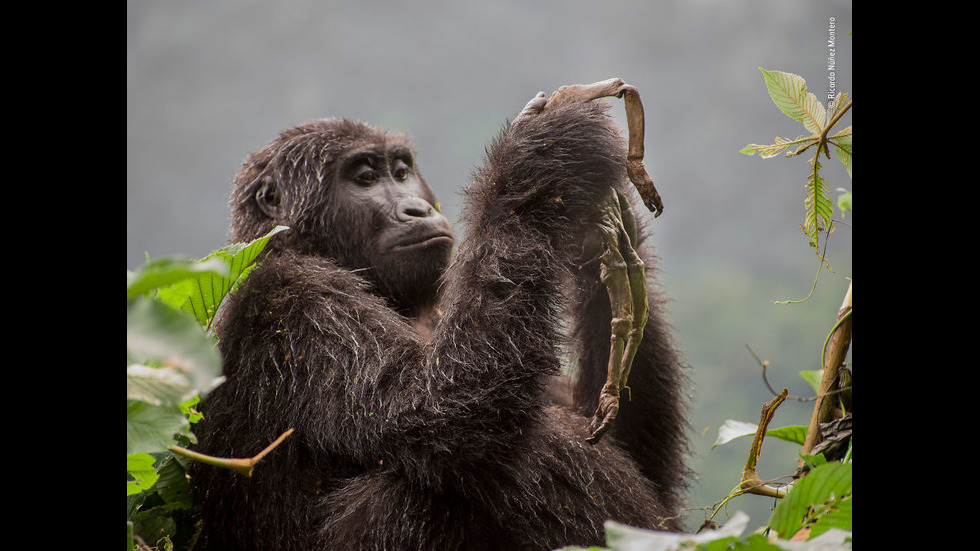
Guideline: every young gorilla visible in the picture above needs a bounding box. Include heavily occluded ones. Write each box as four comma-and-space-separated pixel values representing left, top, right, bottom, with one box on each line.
191, 90, 690, 550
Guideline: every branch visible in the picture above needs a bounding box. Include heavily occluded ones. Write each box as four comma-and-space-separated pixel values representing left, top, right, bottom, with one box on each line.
170, 428, 295, 477
800, 280, 852, 466
738, 388, 790, 499
819, 100, 852, 157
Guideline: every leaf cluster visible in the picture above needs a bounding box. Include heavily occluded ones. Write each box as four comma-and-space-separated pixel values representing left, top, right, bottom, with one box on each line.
707, 361, 852, 545
126, 226, 287, 549
740, 68, 851, 251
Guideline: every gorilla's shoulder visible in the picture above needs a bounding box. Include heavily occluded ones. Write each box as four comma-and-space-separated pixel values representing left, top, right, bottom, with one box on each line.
247, 251, 370, 293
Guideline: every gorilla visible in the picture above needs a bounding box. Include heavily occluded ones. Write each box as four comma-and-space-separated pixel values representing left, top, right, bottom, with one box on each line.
190, 82, 691, 550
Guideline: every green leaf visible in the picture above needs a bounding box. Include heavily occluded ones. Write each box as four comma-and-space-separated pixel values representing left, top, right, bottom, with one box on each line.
712, 420, 807, 448
759, 68, 827, 135
698, 533, 782, 550
179, 395, 203, 424
836, 189, 852, 217
605, 511, 753, 550
829, 92, 849, 120
127, 453, 159, 496
799, 453, 828, 470
799, 370, 823, 393
127, 257, 229, 301
157, 225, 289, 329
153, 455, 194, 507
809, 497, 852, 538
127, 400, 191, 455
126, 297, 223, 397
712, 420, 758, 448
768, 462, 852, 539
803, 159, 833, 248
127, 364, 197, 407
830, 127, 852, 177
740, 136, 817, 159
765, 425, 807, 446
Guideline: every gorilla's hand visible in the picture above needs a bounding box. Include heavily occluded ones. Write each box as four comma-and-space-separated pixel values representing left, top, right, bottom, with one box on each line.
512, 91, 549, 125
519, 79, 664, 217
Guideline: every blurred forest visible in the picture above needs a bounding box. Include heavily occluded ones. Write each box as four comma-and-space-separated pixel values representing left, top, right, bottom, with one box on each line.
127, 0, 852, 533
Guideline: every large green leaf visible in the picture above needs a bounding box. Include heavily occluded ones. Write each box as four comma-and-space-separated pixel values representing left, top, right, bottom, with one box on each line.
127, 400, 190, 455
759, 68, 827, 135
127, 257, 229, 301
157, 225, 289, 329
768, 462, 852, 539
126, 297, 223, 396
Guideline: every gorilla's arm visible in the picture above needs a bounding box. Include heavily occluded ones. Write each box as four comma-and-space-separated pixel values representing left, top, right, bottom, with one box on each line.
207, 101, 633, 492
412, 101, 633, 474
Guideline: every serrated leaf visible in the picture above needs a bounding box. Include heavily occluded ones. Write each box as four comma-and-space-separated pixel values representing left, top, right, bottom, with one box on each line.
126, 297, 223, 395
740, 136, 817, 159
831, 127, 852, 177
803, 159, 833, 249
127, 257, 229, 301
127, 453, 159, 496
179, 395, 203, 424
759, 68, 827, 135
127, 400, 190, 455
157, 225, 289, 329
127, 364, 197, 406
829, 92, 849, 120
768, 462, 852, 539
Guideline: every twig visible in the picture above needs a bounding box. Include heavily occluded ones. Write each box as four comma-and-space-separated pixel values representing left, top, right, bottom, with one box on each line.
745, 344, 812, 402
738, 388, 790, 499
170, 428, 295, 477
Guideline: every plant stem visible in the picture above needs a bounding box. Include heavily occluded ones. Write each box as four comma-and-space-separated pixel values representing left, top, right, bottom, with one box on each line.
799, 281, 852, 466
170, 428, 294, 477
818, 100, 852, 157
738, 388, 789, 499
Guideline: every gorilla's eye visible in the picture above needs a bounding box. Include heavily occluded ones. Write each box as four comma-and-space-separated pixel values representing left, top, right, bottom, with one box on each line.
394, 167, 409, 181
355, 169, 378, 185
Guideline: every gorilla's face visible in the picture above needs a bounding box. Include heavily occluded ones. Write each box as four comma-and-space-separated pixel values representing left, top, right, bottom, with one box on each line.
239, 119, 455, 316
333, 142, 455, 313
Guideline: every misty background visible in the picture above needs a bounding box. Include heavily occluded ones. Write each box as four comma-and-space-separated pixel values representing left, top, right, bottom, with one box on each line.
127, 0, 852, 534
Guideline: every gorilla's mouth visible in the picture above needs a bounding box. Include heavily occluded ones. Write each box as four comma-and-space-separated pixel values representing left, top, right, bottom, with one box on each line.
390, 233, 454, 252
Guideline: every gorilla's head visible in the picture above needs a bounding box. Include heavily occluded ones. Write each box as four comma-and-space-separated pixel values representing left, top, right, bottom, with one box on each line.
230, 118, 454, 318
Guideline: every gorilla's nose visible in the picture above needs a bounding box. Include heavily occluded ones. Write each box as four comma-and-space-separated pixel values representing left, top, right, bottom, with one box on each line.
395, 197, 437, 221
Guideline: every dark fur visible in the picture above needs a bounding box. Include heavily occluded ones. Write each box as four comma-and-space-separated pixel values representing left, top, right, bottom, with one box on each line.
191, 101, 690, 550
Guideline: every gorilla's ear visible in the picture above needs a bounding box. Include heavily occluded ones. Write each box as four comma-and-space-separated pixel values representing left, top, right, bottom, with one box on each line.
254, 174, 282, 219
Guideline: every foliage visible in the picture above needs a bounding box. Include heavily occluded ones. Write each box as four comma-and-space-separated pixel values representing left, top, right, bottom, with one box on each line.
679, 67, 853, 549
740, 68, 851, 253
126, 226, 287, 550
